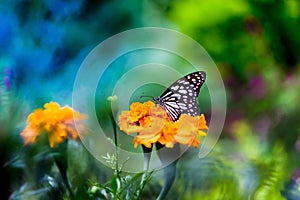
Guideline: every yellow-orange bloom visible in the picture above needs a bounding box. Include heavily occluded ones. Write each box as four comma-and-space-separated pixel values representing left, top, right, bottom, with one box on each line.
21, 102, 87, 148
129, 101, 154, 122
118, 101, 208, 148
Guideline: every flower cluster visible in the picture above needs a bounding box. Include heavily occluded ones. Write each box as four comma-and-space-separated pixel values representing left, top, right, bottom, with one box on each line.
21, 102, 86, 148
118, 101, 208, 148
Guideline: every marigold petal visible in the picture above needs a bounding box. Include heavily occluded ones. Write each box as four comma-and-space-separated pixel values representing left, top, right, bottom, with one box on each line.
118, 111, 130, 124
27, 109, 44, 125
21, 126, 40, 145
174, 114, 199, 146
129, 102, 146, 122
132, 116, 165, 147
133, 132, 161, 148
149, 105, 167, 118
158, 120, 178, 146
139, 116, 151, 127
191, 137, 200, 148
198, 114, 209, 130
44, 102, 60, 110
48, 126, 68, 148
139, 116, 165, 134
198, 130, 207, 136
125, 125, 144, 134
144, 101, 155, 107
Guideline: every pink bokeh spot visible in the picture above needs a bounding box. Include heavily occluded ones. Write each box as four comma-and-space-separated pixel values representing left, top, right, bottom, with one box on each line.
249, 76, 266, 99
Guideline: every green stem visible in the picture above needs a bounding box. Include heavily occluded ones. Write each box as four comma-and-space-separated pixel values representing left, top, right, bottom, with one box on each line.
142, 145, 153, 190
156, 160, 177, 200
51, 141, 74, 197
109, 101, 119, 178
156, 142, 179, 200
142, 145, 153, 171
55, 159, 74, 197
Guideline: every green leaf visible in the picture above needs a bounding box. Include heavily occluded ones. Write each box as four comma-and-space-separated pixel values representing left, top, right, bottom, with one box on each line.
111, 175, 118, 194
119, 173, 143, 194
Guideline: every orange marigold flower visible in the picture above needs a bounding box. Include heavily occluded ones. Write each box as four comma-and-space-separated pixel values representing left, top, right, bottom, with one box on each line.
158, 119, 178, 148
129, 101, 155, 122
21, 102, 87, 148
118, 101, 208, 148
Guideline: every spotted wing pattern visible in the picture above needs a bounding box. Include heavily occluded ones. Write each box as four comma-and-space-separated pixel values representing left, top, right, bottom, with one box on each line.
153, 71, 206, 121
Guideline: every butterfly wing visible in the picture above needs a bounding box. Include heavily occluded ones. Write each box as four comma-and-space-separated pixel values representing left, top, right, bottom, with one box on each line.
183, 71, 206, 97
156, 88, 182, 121
158, 71, 206, 121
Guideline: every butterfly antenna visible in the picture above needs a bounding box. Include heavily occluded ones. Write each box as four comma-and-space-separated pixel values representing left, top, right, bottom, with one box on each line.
140, 95, 154, 99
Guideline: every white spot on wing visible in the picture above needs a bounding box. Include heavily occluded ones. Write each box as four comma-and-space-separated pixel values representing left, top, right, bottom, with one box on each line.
171, 85, 179, 90
172, 94, 181, 98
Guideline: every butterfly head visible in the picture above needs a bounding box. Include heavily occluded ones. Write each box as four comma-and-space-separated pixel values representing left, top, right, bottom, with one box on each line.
153, 97, 164, 107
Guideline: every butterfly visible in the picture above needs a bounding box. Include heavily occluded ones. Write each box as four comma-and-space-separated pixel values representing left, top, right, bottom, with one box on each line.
153, 71, 206, 122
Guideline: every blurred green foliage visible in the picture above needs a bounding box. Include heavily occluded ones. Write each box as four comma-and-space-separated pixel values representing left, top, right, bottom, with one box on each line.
1, 0, 300, 199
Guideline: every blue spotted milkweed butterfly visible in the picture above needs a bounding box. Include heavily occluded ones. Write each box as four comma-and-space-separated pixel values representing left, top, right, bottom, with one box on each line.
153, 71, 206, 122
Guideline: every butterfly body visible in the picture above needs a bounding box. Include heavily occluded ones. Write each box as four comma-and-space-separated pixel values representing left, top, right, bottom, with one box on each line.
153, 71, 206, 122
